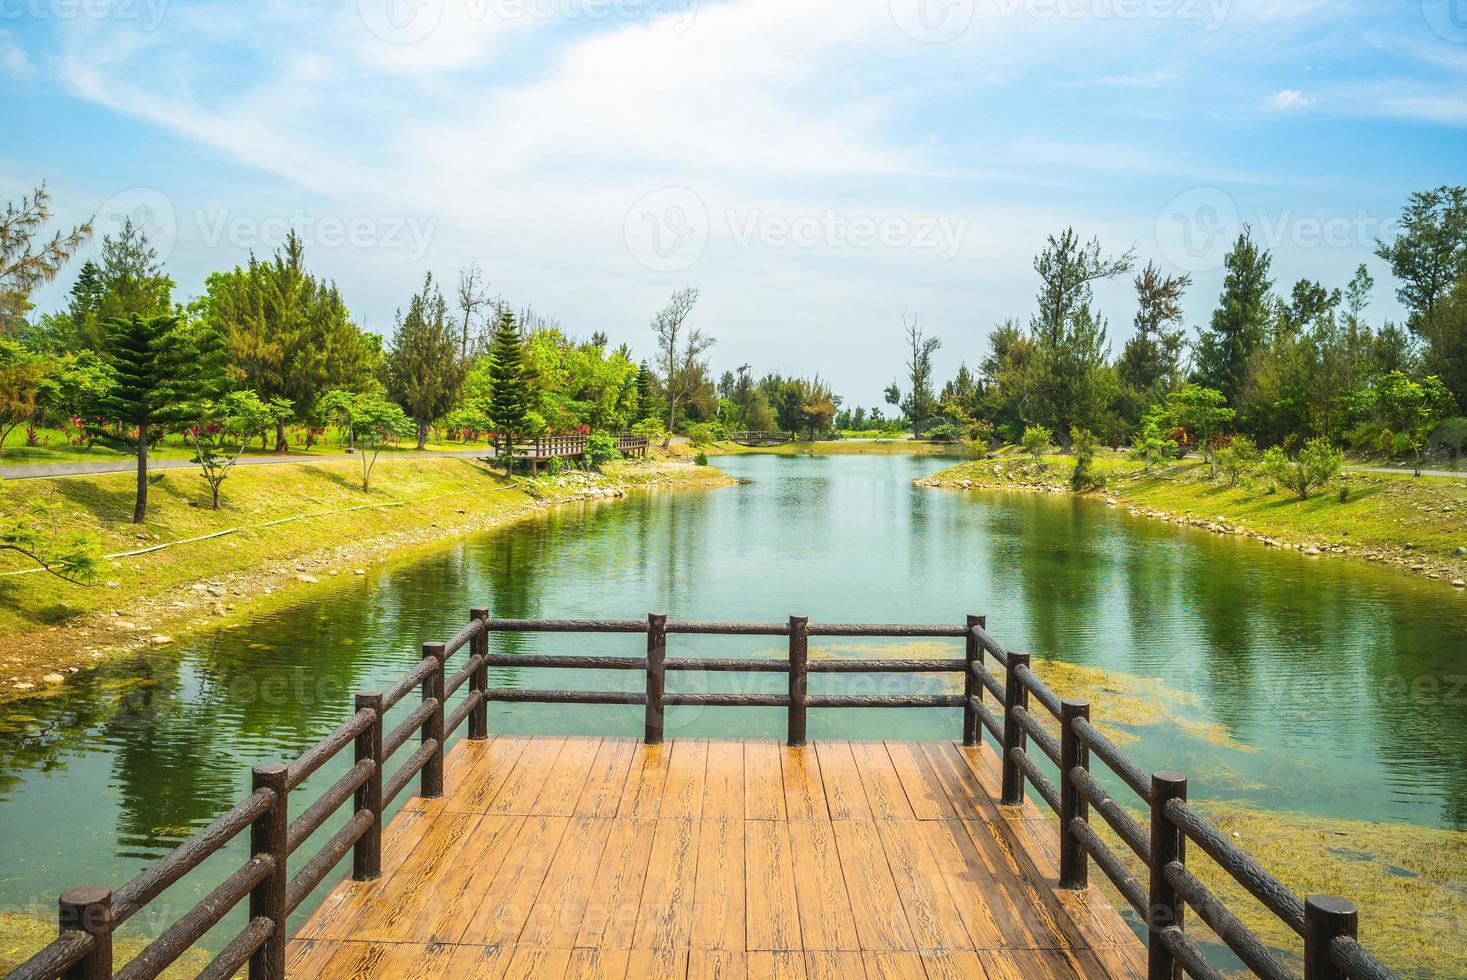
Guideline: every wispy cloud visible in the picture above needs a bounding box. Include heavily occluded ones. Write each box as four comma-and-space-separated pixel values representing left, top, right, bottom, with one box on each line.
1268, 89, 1317, 111
0, 29, 32, 78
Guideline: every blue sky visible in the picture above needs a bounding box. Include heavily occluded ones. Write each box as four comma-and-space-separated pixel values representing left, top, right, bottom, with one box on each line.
4, 0, 1465, 406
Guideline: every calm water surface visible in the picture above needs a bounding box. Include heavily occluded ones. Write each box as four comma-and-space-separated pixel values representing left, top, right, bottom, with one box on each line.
2, 453, 1465, 948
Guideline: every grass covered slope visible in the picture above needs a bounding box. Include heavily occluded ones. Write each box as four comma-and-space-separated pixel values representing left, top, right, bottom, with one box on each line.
920, 452, 1467, 587
0, 452, 732, 696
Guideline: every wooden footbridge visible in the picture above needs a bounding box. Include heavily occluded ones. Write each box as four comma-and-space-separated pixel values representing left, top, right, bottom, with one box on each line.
485, 433, 650, 473
728, 431, 794, 447
13, 615, 1398, 980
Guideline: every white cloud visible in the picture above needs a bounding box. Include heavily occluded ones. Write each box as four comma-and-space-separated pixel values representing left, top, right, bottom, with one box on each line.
1268, 88, 1317, 111
0, 30, 32, 78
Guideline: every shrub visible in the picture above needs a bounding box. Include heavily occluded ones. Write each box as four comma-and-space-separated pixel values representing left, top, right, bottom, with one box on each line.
631, 418, 666, 442
1262, 438, 1343, 500
694, 451, 709, 466
1020, 424, 1053, 459
1214, 434, 1259, 487
1069, 426, 1099, 490
584, 431, 620, 468
545, 457, 564, 477
925, 422, 964, 443
685, 422, 719, 447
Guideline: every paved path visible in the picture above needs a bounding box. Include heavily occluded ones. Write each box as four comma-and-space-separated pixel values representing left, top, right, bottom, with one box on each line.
0, 438, 687, 481
0, 449, 495, 481
1345, 464, 1467, 479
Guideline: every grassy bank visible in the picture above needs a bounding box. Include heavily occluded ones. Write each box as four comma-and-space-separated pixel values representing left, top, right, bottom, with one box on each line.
920, 451, 1467, 588
0, 450, 732, 698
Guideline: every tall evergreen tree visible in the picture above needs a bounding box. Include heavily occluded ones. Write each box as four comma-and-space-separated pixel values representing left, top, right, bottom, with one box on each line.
1027, 229, 1134, 440
1119, 262, 1191, 401
634, 361, 656, 421
1195, 228, 1273, 407
97, 314, 224, 522
486, 306, 532, 442
388, 272, 465, 449
200, 231, 374, 450
96, 218, 174, 328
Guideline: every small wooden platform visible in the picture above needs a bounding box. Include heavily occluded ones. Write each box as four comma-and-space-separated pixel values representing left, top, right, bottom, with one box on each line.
291, 738, 1144, 979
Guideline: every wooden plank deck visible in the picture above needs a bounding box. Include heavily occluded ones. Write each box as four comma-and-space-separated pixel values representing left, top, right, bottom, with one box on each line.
290, 738, 1145, 979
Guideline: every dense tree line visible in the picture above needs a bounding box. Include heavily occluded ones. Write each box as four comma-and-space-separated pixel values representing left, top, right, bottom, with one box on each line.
0, 182, 845, 552
880, 186, 1466, 470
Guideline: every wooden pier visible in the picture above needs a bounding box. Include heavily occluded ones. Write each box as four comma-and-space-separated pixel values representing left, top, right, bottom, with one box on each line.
728, 431, 794, 447
290, 736, 1141, 979
11, 614, 1400, 980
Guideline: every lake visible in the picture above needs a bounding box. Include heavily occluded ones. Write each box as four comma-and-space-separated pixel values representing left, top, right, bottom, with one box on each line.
2, 451, 1464, 951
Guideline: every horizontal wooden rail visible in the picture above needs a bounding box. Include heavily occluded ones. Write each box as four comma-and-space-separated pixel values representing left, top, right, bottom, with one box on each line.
11, 610, 1399, 980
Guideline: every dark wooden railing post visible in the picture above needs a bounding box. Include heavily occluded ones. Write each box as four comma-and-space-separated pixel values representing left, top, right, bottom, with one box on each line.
787, 615, 809, 747
469, 607, 490, 741
645, 613, 667, 745
963, 613, 983, 746
1148, 771, 1187, 980
1000, 651, 1030, 805
58, 886, 111, 980
353, 691, 384, 882
1304, 895, 1356, 980
421, 641, 446, 798
249, 762, 288, 980
1059, 699, 1090, 889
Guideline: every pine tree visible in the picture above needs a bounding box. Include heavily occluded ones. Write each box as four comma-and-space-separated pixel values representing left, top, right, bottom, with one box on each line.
635, 361, 655, 421
0, 182, 93, 335
388, 271, 465, 450
201, 231, 375, 450
97, 314, 224, 522
1195, 228, 1273, 407
487, 307, 531, 443
66, 259, 105, 349
97, 217, 174, 325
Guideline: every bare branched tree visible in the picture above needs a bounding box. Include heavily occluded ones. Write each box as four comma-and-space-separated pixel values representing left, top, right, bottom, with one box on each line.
651, 286, 712, 447
455, 262, 491, 357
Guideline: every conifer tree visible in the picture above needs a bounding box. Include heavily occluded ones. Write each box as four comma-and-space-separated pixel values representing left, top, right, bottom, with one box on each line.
201, 231, 374, 450
388, 271, 465, 449
97, 314, 224, 522
1195, 228, 1273, 407
487, 307, 531, 446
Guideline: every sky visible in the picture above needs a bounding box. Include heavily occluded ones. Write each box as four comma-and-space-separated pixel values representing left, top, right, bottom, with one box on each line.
4, 0, 1466, 408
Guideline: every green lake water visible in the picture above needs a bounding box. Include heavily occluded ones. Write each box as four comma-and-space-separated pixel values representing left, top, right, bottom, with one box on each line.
2, 452, 1465, 955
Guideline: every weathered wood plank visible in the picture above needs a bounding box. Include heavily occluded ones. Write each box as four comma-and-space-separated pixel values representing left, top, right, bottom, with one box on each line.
787, 817, 859, 951
745, 819, 802, 951
466, 814, 572, 944
803, 951, 869, 980
702, 740, 746, 820
849, 742, 915, 821
633, 818, 703, 949
660, 739, 709, 820
883, 741, 958, 821
618, 742, 673, 820
830, 819, 913, 951
574, 737, 638, 818
873, 819, 972, 951
574, 818, 657, 948
814, 742, 874, 821
781, 745, 829, 820
528, 736, 604, 815
691, 818, 746, 951
520, 816, 616, 947
745, 740, 787, 820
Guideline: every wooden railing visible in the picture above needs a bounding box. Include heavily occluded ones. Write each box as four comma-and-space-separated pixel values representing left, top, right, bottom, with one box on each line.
485, 432, 649, 461
10, 613, 1398, 980
728, 430, 793, 445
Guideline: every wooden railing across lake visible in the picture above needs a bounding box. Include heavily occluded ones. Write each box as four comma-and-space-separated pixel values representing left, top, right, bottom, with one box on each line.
727, 431, 794, 446
484, 433, 650, 471
10, 614, 1398, 980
